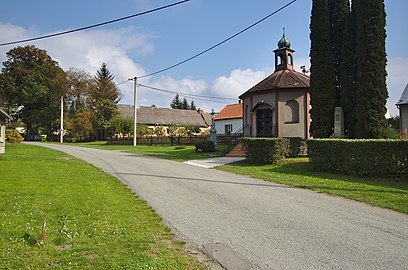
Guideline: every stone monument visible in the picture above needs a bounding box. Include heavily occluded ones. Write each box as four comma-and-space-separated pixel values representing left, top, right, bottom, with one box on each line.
333, 106, 345, 138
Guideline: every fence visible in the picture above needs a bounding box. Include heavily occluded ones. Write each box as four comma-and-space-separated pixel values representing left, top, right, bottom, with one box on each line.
107, 134, 242, 146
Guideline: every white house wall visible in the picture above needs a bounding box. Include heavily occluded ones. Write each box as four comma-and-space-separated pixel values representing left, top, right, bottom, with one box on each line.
215, 118, 243, 134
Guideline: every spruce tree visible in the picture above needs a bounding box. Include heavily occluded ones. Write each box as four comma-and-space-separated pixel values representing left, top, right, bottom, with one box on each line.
190, 100, 197, 111
309, 0, 336, 138
91, 63, 120, 140
328, 0, 349, 105
181, 98, 190, 110
353, 0, 388, 138
170, 94, 182, 109
339, 3, 357, 137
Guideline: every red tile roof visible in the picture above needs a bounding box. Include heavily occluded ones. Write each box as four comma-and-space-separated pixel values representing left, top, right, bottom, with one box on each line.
239, 69, 310, 99
214, 103, 243, 120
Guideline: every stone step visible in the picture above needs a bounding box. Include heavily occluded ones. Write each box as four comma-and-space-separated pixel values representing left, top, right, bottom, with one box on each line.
226, 142, 245, 157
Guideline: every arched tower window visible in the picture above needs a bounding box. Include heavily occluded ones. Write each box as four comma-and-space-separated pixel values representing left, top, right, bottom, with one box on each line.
285, 100, 299, 123
288, 53, 293, 65
278, 54, 285, 65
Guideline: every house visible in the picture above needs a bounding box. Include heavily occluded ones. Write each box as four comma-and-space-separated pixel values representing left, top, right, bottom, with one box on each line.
0, 108, 12, 154
238, 33, 310, 139
117, 104, 211, 135
396, 83, 408, 135
214, 103, 243, 134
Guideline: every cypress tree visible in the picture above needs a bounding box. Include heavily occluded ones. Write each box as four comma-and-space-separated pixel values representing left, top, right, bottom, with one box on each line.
339, 2, 357, 137
353, 0, 388, 138
309, 0, 336, 138
328, 0, 349, 105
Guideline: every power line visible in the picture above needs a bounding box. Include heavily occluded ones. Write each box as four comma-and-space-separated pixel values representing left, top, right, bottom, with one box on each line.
138, 83, 236, 100
138, 0, 297, 78
0, 0, 191, 47
137, 83, 236, 104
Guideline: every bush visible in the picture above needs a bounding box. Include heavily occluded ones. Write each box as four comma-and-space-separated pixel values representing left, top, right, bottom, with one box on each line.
308, 139, 408, 179
195, 140, 215, 153
285, 137, 303, 157
241, 138, 289, 165
6, 129, 23, 143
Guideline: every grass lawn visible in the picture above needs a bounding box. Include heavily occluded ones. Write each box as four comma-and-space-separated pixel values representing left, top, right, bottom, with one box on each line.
218, 158, 408, 215
0, 143, 204, 269
68, 141, 229, 162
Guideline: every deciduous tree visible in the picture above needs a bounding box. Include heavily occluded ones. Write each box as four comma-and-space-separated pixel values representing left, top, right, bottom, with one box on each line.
0, 45, 67, 137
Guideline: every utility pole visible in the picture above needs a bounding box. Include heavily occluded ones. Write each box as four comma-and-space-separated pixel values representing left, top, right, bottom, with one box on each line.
130, 77, 138, 146
60, 96, 64, 144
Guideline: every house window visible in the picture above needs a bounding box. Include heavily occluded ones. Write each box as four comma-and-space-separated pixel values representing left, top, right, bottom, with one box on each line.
285, 100, 299, 123
225, 124, 233, 134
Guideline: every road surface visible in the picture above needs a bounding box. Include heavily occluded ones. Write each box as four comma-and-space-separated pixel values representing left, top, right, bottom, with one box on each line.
29, 143, 408, 270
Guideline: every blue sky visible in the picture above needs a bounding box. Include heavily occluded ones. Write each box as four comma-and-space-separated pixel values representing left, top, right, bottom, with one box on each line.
0, 0, 406, 116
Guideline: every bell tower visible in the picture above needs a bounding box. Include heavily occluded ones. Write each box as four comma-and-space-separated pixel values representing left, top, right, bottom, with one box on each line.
273, 29, 295, 71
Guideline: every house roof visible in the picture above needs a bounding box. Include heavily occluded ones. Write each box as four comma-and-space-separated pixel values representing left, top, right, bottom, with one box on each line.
239, 69, 310, 99
396, 83, 408, 105
214, 103, 243, 120
118, 104, 211, 127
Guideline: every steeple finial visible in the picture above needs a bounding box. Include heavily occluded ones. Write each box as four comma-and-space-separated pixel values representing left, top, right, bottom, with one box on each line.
277, 28, 291, 49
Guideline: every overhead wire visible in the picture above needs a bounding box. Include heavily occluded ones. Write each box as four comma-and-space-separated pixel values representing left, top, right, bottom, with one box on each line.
137, 83, 235, 104
137, 0, 297, 78
0, 0, 191, 47
138, 83, 237, 101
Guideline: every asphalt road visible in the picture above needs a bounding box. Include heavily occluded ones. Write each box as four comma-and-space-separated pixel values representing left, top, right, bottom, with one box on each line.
29, 143, 408, 270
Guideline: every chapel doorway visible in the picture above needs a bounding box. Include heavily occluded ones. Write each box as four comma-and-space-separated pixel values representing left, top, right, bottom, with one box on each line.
256, 109, 273, 137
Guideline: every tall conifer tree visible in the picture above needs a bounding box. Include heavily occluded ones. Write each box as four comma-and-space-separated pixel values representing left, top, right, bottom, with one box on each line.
340, 2, 357, 137
309, 0, 336, 137
91, 63, 120, 140
328, 0, 349, 105
353, 0, 388, 138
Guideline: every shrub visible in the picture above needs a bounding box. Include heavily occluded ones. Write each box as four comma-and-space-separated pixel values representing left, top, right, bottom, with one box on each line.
308, 139, 408, 180
6, 129, 23, 143
241, 138, 289, 165
285, 137, 303, 157
195, 140, 215, 153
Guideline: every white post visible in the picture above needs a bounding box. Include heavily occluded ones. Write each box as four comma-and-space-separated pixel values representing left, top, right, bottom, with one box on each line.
0, 125, 5, 154
60, 96, 64, 143
132, 77, 138, 146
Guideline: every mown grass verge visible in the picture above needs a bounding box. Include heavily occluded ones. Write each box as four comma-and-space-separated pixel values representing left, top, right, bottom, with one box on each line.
0, 143, 204, 269
218, 158, 408, 215
67, 141, 228, 162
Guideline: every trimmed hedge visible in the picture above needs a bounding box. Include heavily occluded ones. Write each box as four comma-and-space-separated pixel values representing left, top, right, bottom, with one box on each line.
241, 138, 289, 165
285, 137, 303, 157
195, 140, 215, 153
308, 139, 408, 180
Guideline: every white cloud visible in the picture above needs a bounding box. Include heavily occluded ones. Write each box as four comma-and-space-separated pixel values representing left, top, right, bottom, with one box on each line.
212, 68, 266, 99
0, 22, 272, 113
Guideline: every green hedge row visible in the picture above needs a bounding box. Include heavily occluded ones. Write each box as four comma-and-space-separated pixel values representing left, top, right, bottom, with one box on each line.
195, 140, 215, 153
308, 139, 408, 179
241, 138, 289, 164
